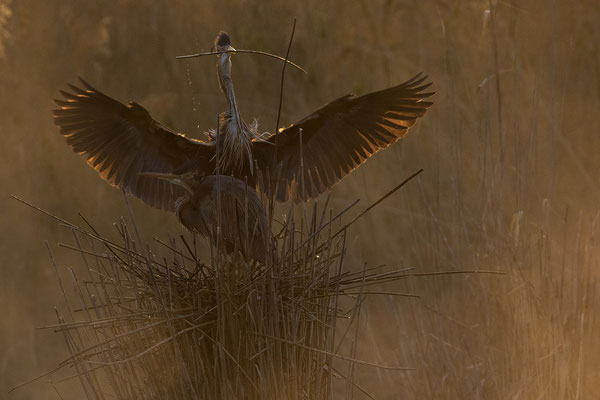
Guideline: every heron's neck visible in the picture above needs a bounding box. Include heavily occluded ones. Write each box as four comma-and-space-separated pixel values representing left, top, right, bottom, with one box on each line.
216, 55, 254, 174
174, 193, 192, 229
217, 56, 241, 122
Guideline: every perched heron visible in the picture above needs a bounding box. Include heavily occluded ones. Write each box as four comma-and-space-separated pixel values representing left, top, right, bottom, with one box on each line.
53, 31, 433, 208
141, 172, 272, 263
211, 32, 263, 175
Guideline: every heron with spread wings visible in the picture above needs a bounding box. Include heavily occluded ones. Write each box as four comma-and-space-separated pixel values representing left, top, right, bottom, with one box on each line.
53, 31, 433, 209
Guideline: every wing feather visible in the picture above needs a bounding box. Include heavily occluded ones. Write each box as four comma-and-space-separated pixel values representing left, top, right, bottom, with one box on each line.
255, 73, 434, 202
53, 78, 214, 211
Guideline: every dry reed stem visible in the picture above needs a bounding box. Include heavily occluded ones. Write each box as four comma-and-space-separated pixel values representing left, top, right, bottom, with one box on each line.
11, 169, 469, 399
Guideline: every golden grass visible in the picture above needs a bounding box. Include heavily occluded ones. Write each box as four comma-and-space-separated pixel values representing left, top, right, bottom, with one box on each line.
2, 0, 600, 398
14, 177, 437, 399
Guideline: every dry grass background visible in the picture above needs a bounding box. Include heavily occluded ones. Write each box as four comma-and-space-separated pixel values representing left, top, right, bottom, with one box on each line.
1, 0, 599, 398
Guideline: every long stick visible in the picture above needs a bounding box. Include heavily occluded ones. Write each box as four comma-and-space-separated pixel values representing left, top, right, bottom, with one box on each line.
176, 48, 306, 73
275, 18, 298, 134
332, 169, 424, 237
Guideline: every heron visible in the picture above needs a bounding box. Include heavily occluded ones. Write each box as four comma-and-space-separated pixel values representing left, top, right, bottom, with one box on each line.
53, 31, 433, 208
140, 172, 272, 263
210, 32, 263, 175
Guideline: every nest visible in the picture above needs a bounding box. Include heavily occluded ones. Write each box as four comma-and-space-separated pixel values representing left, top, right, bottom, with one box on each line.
18, 175, 421, 399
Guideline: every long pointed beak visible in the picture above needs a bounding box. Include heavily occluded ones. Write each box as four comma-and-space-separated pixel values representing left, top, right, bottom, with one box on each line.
138, 172, 191, 192
222, 45, 236, 54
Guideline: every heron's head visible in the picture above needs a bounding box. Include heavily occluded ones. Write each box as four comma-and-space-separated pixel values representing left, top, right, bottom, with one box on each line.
139, 171, 206, 194
214, 31, 235, 57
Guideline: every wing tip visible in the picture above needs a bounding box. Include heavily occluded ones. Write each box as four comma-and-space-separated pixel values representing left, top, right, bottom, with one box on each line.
78, 77, 96, 92
52, 98, 67, 108
67, 83, 87, 95
58, 89, 74, 99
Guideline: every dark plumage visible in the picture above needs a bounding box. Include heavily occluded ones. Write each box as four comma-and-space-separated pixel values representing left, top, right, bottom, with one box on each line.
53, 31, 433, 208
53, 79, 213, 211
141, 172, 272, 263
215, 31, 231, 47
257, 73, 433, 201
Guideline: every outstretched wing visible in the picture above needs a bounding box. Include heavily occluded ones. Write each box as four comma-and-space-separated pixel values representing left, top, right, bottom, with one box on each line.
53, 78, 215, 211
255, 73, 433, 202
